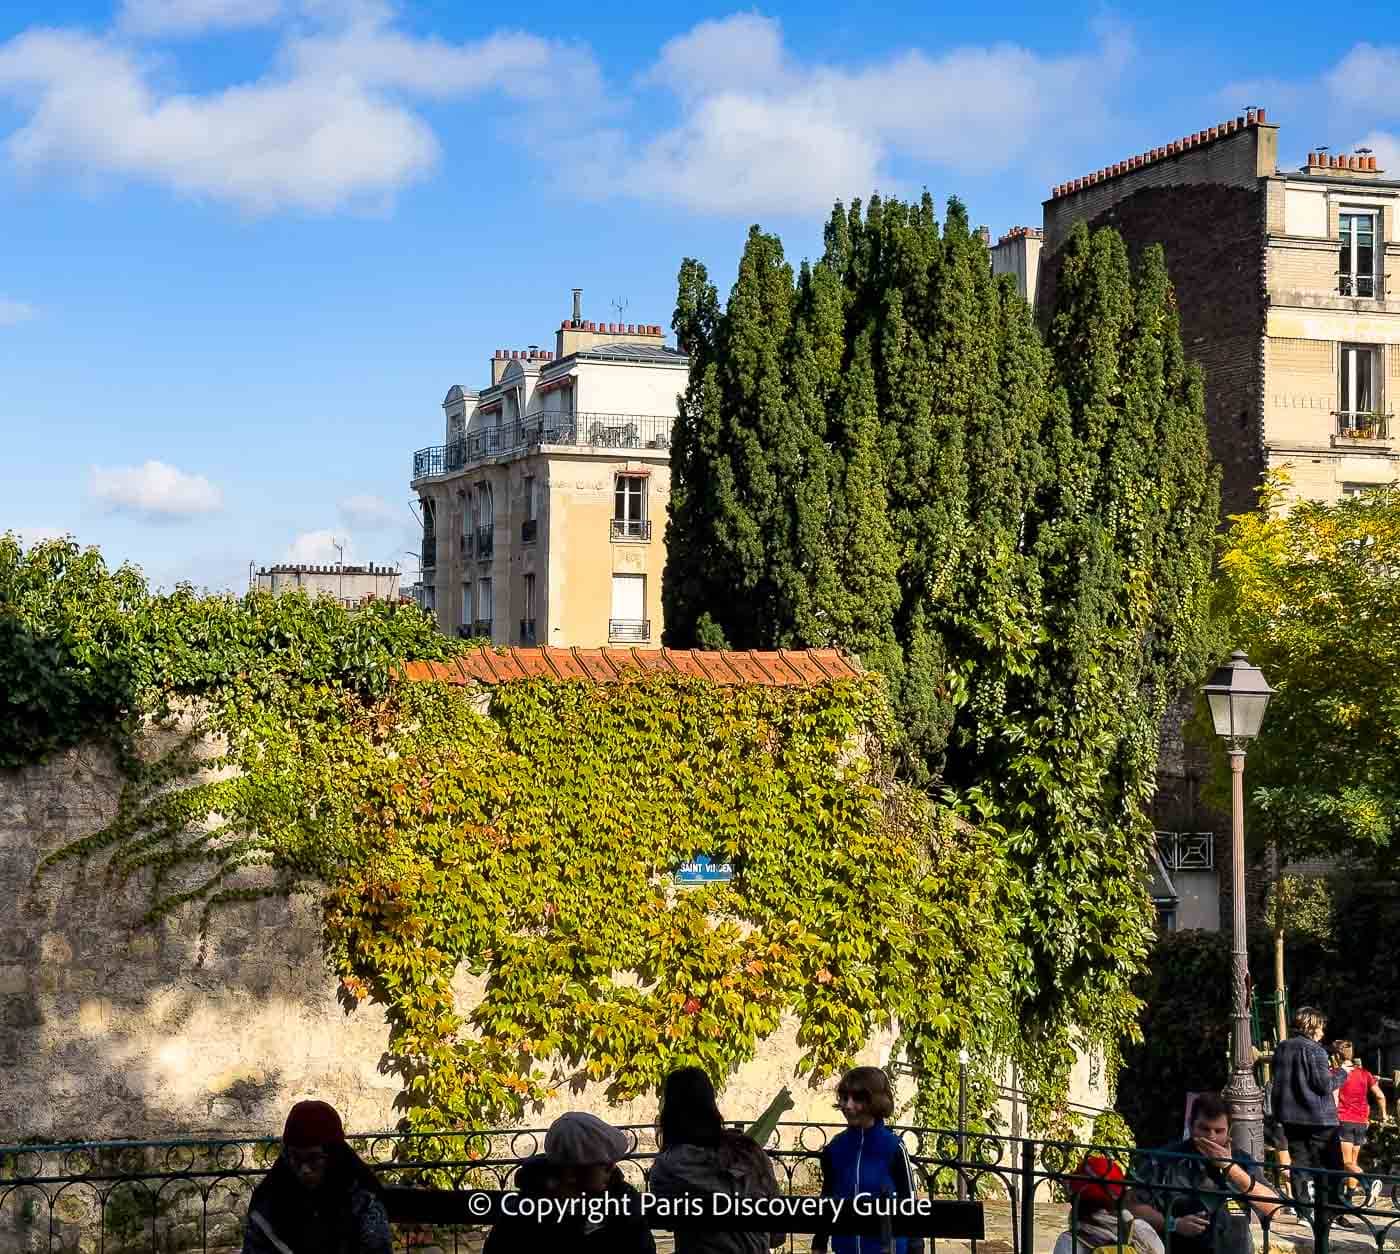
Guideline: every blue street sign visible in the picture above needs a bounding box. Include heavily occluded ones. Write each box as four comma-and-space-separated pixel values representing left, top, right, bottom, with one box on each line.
674, 855, 734, 884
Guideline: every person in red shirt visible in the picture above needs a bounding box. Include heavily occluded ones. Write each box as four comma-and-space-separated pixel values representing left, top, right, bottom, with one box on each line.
1332, 1040, 1389, 1203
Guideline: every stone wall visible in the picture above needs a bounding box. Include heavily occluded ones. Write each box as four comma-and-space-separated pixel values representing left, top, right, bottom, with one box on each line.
0, 725, 1108, 1144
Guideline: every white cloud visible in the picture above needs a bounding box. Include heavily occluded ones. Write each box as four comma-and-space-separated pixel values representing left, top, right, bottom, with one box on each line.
90, 460, 223, 519
285, 528, 353, 564
581, 14, 1134, 217
1325, 45, 1400, 114
338, 493, 398, 530
0, 296, 37, 324
118, 0, 285, 38
0, 7, 601, 213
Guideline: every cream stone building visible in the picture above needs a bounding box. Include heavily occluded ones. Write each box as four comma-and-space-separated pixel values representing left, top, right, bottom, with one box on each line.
410, 292, 687, 647
989, 226, 1043, 306
1038, 110, 1400, 941
253, 562, 401, 606
1038, 107, 1400, 517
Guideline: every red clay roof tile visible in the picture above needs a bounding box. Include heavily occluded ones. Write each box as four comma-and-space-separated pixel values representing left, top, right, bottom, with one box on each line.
402, 647, 861, 687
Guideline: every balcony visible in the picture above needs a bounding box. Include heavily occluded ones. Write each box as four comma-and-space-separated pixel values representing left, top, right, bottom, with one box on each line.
610, 518, 652, 542
1335, 411, 1394, 443
476, 526, 494, 560
519, 618, 537, 645
1338, 272, 1380, 298
412, 412, 674, 481
460, 532, 473, 559
421, 536, 436, 570
521, 519, 538, 545
608, 618, 651, 643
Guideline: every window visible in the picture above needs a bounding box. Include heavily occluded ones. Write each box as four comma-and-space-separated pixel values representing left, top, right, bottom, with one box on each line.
1339, 345, 1381, 435
1341, 482, 1372, 498
420, 498, 436, 569
461, 582, 472, 627
609, 573, 648, 642
612, 475, 650, 540
521, 573, 536, 644
422, 584, 436, 612
524, 475, 537, 521
461, 492, 471, 556
1339, 212, 1377, 297
478, 577, 493, 624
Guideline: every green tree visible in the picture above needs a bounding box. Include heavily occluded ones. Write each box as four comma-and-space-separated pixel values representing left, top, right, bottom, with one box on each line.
663, 210, 1219, 1080
1213, 478, 1400, 871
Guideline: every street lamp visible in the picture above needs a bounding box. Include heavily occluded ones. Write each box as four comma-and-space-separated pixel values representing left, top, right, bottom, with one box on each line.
1201, 649, 1275, 1161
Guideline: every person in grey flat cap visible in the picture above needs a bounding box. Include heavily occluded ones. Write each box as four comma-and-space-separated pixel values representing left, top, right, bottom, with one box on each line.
482, 1112, 655, 1254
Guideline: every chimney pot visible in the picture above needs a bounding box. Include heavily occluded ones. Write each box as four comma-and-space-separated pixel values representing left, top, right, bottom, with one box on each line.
572, 287, 582, 321
1246, 108, 1256, 123
1369, 156, 1378, 171
1257, 108, 1266, 123
1307, 152, 1316, 165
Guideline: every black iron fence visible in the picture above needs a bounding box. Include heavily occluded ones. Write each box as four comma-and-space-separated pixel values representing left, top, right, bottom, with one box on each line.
3, 1124, 1398, 1254
412, 412, 674, 480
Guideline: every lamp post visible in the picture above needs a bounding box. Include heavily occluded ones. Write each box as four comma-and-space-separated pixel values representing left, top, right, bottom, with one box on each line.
1201, 649, 1275, 1161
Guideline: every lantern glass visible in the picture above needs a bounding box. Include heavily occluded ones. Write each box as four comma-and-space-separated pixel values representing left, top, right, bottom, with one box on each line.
1207, 690, 1235, 739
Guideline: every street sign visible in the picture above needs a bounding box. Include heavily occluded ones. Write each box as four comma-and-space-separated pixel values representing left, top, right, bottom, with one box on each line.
674, 855, 734, 885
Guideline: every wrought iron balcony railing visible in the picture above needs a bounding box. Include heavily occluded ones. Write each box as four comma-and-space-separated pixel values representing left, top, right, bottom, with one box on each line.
460, 532, 472, 559
520, 618, 537, 644
412, 412, 674, 480
472, 619, 492, 639
475, 526, 494, 560
610, 518, 652, 542
608, 618, 651, 643
521, 519, 538, 544
1338, 271, 1381, 298
1336, 411, 1393, 440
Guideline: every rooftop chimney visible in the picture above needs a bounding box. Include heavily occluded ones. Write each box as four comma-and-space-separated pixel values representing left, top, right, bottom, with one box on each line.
572, 288, 582, 322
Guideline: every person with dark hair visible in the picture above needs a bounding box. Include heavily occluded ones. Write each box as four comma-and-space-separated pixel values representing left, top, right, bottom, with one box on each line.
1134, 1093, 1282, 1254
482, 1111, 655, 1254
648, 1067, 787, 1254
242, 1101, 391, 1254
1331, 1041, 1388, 1205
812, 1066, 923, 1254
1270, 1007, 1346, 1220
1052, 1155, 1162, 1254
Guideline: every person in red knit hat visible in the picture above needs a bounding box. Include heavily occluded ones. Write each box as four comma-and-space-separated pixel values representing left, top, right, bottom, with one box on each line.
242, 1101, 391, 1254
1052, 1155, 1163, 1254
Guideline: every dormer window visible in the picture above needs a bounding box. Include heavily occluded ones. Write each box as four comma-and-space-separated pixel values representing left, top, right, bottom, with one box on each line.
1339, 212, 1377, 297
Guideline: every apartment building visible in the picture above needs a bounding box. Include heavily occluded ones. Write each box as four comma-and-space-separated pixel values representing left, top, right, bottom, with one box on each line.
989, 226, 1043, 306
1038, 107, 1400, 518
253, 562, 401, 606
1037, 109, 1400, 933
410, 292, 688, 647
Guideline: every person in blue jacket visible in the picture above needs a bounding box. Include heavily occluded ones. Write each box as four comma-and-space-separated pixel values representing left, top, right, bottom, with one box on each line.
812, 1066, 924, 1254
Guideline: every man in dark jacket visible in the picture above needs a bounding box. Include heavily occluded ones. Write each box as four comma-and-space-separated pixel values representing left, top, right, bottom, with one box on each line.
482, 1113, 655, 1254
1269, 1007, 1346, 1221
1134, 1092, 1282, 1254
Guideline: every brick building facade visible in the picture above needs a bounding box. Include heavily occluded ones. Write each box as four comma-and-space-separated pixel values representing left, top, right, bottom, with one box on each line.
1037, 110, 1400, 932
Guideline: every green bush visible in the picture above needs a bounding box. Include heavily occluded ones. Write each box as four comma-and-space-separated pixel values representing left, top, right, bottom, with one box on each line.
1118, 929, 1231, 1148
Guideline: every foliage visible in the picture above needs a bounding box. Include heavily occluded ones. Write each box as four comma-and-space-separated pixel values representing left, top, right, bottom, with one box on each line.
663, 207, 1220, 1104
13, 539, 1036, 1132
1272, 875, 1400, 1045
1262, 874, 1334, 948
1210, 479, 1400, 872
1118, 929, 1232, 1149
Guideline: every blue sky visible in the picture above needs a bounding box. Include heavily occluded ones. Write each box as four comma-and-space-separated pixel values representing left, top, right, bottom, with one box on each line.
4, 0, 1399, 593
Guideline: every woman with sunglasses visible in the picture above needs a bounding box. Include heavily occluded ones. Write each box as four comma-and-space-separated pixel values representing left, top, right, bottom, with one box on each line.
812, 1067, 923, 1254
242, 1101, 391, 1254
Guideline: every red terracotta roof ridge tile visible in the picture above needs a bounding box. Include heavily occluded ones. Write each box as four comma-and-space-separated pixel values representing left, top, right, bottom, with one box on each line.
399, 646, 865, 686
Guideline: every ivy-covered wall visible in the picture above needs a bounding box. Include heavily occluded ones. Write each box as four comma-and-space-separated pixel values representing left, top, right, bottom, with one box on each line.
2, 537, 1138, 1142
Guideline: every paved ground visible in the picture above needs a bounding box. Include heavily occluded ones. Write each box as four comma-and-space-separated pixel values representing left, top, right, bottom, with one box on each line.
403, 1198, 1400, 1254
